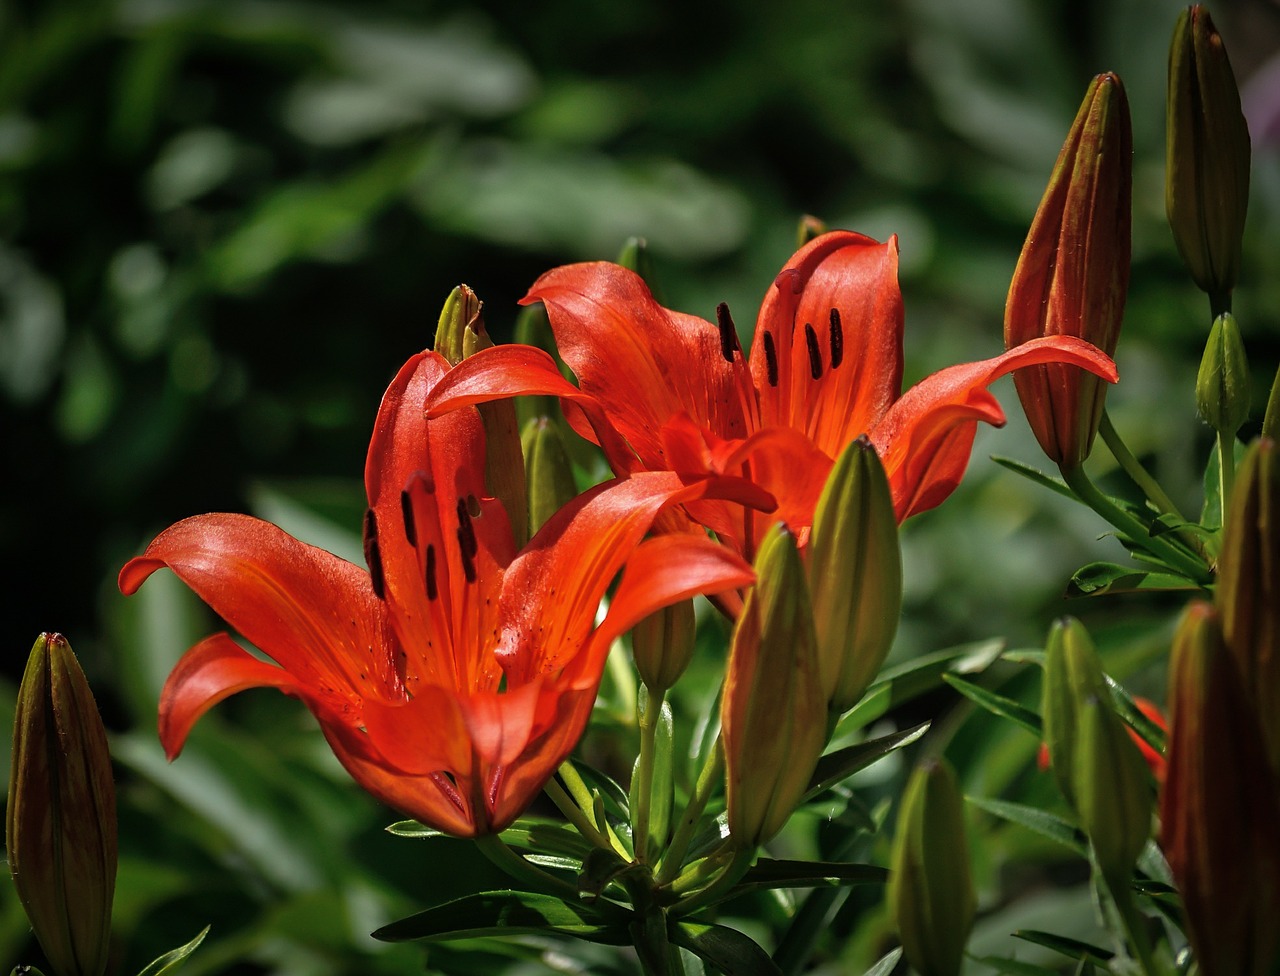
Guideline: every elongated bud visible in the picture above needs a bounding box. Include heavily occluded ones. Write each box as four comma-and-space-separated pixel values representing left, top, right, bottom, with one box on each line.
631, 598, 696, 693
797, 214, 827, 247
1166, 5, 1251, 307
433, 284, 484, 367
1196, 312, 1249, 434
808, 436, 901, 712
435, 286, 529, 547
520, 416, 578, 537
1263, 365, 1280, 439
8, 634, 117, 976
1005, 73, 1132, 467
722, 524, 826, 848
1161, 602, 1280, 976
887, 759, 976, 976
1041, 617, 1111, 809
1216, 437, 1280, 771
617, 236, 659, 295
1073, 694, 1155, 883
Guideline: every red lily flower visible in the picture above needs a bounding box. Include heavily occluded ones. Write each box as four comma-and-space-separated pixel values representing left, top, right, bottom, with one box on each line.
1036, 696, 1168, 782
118, 351, 757, 837
426, 231, 1118, 558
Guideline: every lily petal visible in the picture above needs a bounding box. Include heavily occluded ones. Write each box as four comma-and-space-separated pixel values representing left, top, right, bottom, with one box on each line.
118, 513, 391, 693
872, 335, 1118, 519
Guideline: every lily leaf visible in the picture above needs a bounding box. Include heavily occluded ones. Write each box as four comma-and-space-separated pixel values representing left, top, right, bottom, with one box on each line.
971, 956, 1063, 976
836, 639, 1004, 735
862, 947, 903, 976
578, 848, 638, 900
1104, 677, 1167, 757
966, 795, 1086, 855
372, 890, 631, 945
733, 858, 888, 893
942, 674, 1042, 738
805, 722, 929, 800
991, 456, 1076, 501
1066, 562, 1199, 597
134, 925, 210, 976
1012, 930, 1114, 965
569, 760, 632, 819
672, 921, 782, 976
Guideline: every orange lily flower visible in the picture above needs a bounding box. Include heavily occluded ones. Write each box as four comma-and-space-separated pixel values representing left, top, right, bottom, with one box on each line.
426, 231, 1118, 558
119, 351, 757, 837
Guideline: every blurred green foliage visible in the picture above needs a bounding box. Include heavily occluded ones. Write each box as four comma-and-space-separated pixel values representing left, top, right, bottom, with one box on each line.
2, 0, 1279, 972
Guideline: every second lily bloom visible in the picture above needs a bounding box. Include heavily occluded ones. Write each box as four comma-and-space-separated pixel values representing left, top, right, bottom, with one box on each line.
427, 230, 1118, 559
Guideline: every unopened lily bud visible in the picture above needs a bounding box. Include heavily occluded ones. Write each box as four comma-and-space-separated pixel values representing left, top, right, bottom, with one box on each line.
1216, 437, 1280, 771
797, 214, 827, 246
1161, 602, 1280, 976
436, 286, 529, 547
888, 759, 976, 976
1263, 365, 1280, 439
1073, 694, 1155, 883
1196, 312, 1249, 434
1167, 5, 1251, 306
1005, 73, 1132, 468
520, 416, 577, 537
808, 436, 901, 712
722, 524, 826, 848
8, 634, 116, 976
433, 284, 484, 367
630, 598, 696, 693
1041, 617, 1111, 809
617, 236, 659, 293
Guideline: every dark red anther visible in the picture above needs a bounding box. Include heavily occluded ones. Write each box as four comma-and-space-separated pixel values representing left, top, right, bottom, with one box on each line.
804, 323, 823, 380
716, 302, 741, 363
829, 308, 844, 369
763, 332, 779, 387
362, 508, 386, 599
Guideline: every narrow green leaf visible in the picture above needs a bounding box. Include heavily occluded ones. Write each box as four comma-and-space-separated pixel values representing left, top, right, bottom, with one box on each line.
1066, 562, 1199, 597
943, 674, 1042, 738
578, 848, 637, 899
386, 820, 443, 838
372, 891, 631, 945
991, 456, 1076, 500
965, 795, 1086, 855
673, 922, 783, 976
1104, 678, 1167, 757
1011, 930, 1114, 965
861, 946, 903, 976
11, 967, 50, 976
570, 761, 631, 819
134, 926, 210, 976
972, 955, 1062, 976
734, 858, 887, 893
805, 722, 929, 800
836, 639, 1004, 735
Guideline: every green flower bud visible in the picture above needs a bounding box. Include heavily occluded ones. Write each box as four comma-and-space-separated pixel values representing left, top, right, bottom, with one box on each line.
808, 436, 901, 712
520, 416, 578, 537
887, 759, 976, 976
1263, 364, 1280, 440
1161, 602, 1280, 976
1216, 437, 1280, 772
8, 634, 117, 976
797, 214, 827, 247
1073, 694, 1155, 884
433, 284, 484, 367
722, 524, 826, 848
1041, 617, 1111, 809
1166, 5, 1251, 306
1005, 73, 1132, 467
436, 285, 529, 547
617, 236, 659, 293
630, 598, 696, 694
1196, 312, 1250, 434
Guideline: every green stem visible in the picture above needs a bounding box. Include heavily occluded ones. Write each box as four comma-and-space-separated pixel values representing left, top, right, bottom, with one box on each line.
1103, 870, 1162, 976
473, 834, 582, 900
544, 775, 613, 850
1098, 412, 1184, 519
633, 685, 664, 863
1218, 428, 1236, 514
557, 761, 630, 856
1059, 464, 1211, 585
670, 848, 754, 917
656, 739, 724, 886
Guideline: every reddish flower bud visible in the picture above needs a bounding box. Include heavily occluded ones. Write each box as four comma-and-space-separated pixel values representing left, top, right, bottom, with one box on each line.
1216, 437, 1280, 772
1161, 602, 1280, 976
1166, 5, 1251, 306
8, 634, 117, 976
1005, 73, 1132, 467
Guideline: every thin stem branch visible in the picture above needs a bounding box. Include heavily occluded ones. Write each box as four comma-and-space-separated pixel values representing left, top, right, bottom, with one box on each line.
1098, 412, 1184, 519
1059, 464, 1211, 585
656, 738, 724, 886
1218, 428, 1236, 515
544, 775, 613, 850
633, 685, 664, 863
473, 834, 582, 900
